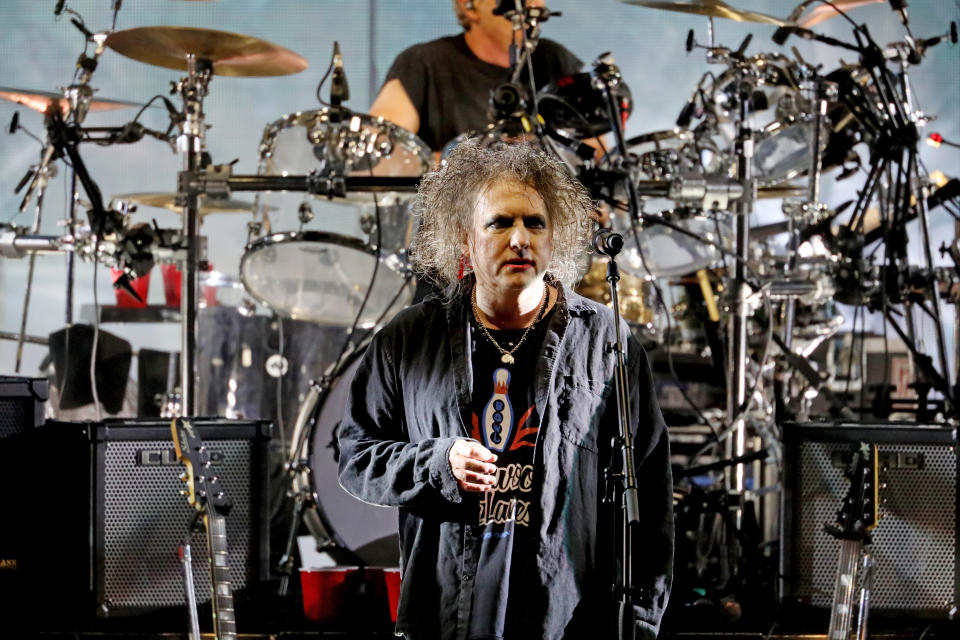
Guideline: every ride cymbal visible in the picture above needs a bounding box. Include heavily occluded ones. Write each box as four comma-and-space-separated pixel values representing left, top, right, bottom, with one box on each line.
0, 87, 141, 114
617, 0, 790, 26
105, 26, 308, 77
112, 192, 274, 216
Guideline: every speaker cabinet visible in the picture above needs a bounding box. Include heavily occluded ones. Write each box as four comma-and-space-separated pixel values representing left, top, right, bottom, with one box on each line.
0, 375, 48, 439
0, 419, 270, 628
780, 422, 958, 619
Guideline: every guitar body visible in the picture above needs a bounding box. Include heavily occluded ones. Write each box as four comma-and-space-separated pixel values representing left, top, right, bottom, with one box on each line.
172, 417, 238, 640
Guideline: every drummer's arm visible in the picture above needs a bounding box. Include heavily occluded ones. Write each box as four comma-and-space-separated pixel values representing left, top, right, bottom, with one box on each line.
369, 79, 420, 135
337, 331, 463, 508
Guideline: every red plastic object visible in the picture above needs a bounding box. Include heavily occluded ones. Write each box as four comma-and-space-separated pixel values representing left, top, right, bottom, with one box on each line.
300, 567, 397, 626
160, 263, 217, 308
110, 267, 150, 308
384, 568, 401, 623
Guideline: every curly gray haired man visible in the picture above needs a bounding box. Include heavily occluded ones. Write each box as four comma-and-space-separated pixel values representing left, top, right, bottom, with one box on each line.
337, 139, 674, 639
411, 138, 593, 291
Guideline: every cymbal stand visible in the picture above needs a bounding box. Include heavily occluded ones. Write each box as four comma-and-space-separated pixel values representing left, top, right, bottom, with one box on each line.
63, 32, 109, 325
174, 55, 212, 417
14, 157, 55, 372
781, 76, 833, 352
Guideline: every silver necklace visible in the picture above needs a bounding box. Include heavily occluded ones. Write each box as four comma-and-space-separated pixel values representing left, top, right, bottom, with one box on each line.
471, 285, 548, 365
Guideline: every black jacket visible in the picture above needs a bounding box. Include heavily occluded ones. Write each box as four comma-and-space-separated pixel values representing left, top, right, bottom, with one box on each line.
337, 282, 673, 639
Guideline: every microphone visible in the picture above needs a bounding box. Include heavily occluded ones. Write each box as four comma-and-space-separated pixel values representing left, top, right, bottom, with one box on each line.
685, 29, 695, 52
592, 227, 624, 257
493, 0, 524, 17
888, 0, 910, 26
8, 111, 19, 134
734, 33, 752, 57
54, 0, 66, 16
330, 41, 350, 106
675, 91, 697, 128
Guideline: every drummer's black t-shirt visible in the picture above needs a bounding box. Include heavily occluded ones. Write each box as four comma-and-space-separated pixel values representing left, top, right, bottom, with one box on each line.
466, 305, 555, 640
384, 33, 582, 150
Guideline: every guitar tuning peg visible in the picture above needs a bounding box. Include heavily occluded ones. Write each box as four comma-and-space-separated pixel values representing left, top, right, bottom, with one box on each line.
209, 475, 219, 484
179, 489, 189, 496
178, 472, 188, 482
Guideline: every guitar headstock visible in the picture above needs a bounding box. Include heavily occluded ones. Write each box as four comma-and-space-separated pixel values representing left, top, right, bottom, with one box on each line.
826, 441, 879, 542
171, 418, 232, 518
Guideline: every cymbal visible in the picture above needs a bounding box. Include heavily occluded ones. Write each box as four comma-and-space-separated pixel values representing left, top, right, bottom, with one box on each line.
617, 0, 790, 26
798, 0, 883, 28
0, 87, 141, 114
105, 26, 308, 77
112, 192, 275, 216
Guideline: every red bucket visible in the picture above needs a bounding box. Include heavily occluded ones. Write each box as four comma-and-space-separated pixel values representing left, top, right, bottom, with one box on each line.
300, 567, 397, 627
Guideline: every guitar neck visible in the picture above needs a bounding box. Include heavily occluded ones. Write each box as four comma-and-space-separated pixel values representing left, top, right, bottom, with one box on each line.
204, 514, 237, 640
827, 538, 862, 640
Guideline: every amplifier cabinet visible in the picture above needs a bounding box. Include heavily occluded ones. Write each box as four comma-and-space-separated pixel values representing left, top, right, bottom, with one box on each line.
780, 422, 958, 619
0, 375, 48, 439
0, 418, 271, 627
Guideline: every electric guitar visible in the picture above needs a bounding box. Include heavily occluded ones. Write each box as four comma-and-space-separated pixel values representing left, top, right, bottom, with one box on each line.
824, 441, 880, 640
171, 418, 237, 640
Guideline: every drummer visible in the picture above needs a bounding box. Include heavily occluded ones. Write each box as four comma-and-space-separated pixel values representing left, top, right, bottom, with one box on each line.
337, 139, 673, 639
368, 0, 583, 153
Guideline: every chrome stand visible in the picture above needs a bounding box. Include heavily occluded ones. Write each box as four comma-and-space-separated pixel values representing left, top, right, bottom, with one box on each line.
175, 55, 212, 417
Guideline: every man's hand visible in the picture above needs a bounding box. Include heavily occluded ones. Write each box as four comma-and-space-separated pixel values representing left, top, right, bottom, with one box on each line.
448, 439, 498, 492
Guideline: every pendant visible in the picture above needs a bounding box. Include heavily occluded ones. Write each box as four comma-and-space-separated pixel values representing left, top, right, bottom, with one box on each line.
501, 353, 515, 365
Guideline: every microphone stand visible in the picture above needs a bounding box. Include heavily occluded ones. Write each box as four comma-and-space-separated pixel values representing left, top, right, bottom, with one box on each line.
597, 235, 641, 640
593, 54, 642, 639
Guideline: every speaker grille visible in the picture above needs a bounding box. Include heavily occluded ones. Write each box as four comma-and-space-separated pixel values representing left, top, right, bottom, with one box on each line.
0, 400, 27, 439
101, 438, 255, 609
793, 440, 956, 611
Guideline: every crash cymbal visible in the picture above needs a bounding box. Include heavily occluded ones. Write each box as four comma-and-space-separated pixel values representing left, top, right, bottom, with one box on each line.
0, 87, 141, 114
798, 0, 884, 29
112, 192, 275, 216
105, 26, 308, 77
617, 0, 790, 26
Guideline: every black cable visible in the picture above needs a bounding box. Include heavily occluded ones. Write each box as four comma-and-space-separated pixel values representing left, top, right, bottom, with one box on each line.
327, 178, 385, 379
315, 56, 336, 107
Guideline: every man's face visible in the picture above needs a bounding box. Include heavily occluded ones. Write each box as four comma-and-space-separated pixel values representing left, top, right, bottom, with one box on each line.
468, 0, 546, 51
465, 179, 553, 296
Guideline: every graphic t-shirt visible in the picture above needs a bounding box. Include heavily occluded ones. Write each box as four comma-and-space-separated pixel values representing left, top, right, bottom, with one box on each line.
467, 306, 555, 640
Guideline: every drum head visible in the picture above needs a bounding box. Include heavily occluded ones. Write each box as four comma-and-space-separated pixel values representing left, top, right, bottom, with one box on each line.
308, 352, 399, 566
621, 214, 728, 278
240, 231, 412, 326
260, 108, 431, 205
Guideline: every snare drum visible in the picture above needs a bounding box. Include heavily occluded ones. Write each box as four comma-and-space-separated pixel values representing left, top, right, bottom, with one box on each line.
241, 109, 432, 326
289, 347, 399, 567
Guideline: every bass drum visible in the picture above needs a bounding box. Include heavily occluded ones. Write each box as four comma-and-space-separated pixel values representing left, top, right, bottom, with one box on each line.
291, 347, 399, 567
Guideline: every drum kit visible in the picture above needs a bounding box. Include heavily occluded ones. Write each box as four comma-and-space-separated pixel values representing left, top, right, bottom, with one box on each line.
1, 0, 959, 593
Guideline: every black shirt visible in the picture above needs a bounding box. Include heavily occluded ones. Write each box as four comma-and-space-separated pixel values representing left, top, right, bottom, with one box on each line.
467, 305, 556, 639
384, 33, 582, 150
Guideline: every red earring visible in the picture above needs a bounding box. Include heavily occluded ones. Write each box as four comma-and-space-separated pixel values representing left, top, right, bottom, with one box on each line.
457, 254, 471, 280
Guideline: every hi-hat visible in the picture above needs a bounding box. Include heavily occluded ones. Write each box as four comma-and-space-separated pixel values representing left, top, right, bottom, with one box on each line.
112, 192, 275, 216
617, 0, 789, 26
105, 26, 308, 77
0, 87, 141, 113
